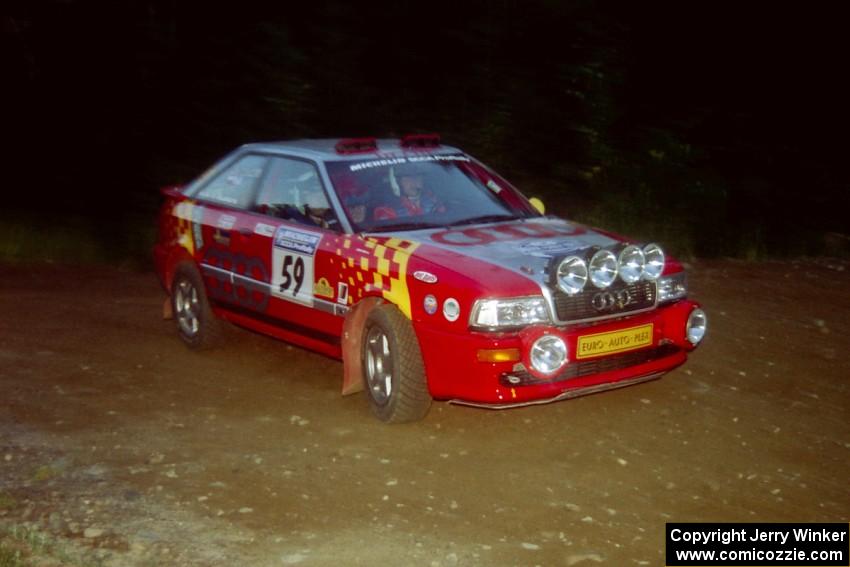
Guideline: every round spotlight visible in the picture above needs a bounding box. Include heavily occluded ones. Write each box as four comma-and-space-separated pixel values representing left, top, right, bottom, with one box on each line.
643, 243, 665, 280
556, 256, 588, 295
686, 308, 707, 345
530, 335, 568, 375
618, 245, 645, 284
589, 249, 618, 288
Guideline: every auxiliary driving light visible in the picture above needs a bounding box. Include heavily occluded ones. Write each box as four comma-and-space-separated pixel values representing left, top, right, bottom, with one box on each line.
556, 256, 588, 295
686, 308, 707, 345
589, 249, 618, 288
530, 335, 568, 375
642, 243, 665, 280
618, 245, 645, 283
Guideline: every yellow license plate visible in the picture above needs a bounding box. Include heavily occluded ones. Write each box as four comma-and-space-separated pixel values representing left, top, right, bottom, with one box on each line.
576, 323, 654, 360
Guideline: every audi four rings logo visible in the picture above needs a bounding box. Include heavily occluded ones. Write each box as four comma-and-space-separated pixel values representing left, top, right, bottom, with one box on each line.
592, 289, 633, 311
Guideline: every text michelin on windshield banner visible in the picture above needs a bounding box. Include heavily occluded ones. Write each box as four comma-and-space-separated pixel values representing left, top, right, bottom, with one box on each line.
666, 523, 849, 566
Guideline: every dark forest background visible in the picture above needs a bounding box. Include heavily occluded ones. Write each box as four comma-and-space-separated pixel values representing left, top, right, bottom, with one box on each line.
2, 1, 848, 262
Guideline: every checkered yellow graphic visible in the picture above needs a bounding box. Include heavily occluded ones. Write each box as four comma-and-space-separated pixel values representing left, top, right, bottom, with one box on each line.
334, 236, 420, 318
173, 201, 196, 255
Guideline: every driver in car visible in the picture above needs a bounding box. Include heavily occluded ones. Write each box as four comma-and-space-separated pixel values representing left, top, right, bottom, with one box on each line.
374, 164, 445, 219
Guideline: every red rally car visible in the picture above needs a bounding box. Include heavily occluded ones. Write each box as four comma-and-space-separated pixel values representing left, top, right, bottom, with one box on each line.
154, 135, 707, 422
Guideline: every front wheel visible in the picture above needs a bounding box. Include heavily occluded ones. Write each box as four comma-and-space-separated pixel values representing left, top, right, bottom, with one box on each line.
362, 304, 432, 423
171, 263, 222, 349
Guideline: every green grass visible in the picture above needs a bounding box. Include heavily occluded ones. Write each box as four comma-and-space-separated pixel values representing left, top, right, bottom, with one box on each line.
0, 525, 104, 567
30, 466, 58, 482
0, 494, 15, 511
0, 544, 25, 567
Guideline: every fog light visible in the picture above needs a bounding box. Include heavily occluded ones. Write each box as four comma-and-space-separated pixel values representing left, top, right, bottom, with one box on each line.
686, 308, 707, 345
530, 335, 567, 375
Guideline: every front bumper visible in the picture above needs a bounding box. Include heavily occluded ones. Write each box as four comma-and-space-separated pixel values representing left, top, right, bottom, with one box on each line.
414, 299, 701, 405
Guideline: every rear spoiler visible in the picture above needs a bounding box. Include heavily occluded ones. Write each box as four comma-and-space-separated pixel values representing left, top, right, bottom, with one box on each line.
159, 184, 185, 199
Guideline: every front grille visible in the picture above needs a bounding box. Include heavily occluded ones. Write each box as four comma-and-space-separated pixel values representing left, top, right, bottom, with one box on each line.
552, 280, 656, 323
499, 344, 680, 387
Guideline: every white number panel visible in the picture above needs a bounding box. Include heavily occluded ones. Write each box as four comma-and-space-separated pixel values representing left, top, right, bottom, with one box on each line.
271, 226, 323, 307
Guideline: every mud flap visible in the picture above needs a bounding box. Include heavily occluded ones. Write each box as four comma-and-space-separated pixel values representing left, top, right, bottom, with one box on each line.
341, 297, 382, 396
163, 297, 173, 320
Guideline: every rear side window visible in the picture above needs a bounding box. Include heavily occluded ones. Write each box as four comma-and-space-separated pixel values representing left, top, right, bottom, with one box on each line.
253, 156, 339, 230
195, 155, 268, 208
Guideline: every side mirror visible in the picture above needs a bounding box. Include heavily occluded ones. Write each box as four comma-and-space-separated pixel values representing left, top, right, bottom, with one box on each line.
529, 197, 546, 215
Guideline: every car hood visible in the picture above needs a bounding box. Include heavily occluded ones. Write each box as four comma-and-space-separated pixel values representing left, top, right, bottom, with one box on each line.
378, 217, 622, 289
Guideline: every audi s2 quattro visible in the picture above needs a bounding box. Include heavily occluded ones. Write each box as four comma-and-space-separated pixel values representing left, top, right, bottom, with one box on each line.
154, 135, 706, 422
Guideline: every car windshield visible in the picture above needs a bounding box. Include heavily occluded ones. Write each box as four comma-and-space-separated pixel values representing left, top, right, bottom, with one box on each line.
326, 154, 539, 233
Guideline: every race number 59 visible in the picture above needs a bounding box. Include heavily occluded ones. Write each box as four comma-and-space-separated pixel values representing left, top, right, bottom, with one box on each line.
271, 227, 321, 307
272, 251, 314, 306
279, 255, 305, 296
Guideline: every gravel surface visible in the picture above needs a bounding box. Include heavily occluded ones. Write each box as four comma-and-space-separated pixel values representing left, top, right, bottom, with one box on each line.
0, 259, 848, 565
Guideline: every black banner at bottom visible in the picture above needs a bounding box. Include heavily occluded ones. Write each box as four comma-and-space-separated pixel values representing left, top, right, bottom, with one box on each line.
666, 523, 849, 566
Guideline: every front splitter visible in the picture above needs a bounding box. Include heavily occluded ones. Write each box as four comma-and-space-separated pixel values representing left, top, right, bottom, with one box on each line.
447, 371, 666, 409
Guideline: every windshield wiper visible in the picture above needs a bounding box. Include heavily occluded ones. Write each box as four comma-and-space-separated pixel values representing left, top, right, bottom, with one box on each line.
446, 214, 518, 228
368, 221, 445, 233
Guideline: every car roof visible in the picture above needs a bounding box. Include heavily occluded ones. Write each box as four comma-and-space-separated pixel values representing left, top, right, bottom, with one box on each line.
238, 138, 463, 162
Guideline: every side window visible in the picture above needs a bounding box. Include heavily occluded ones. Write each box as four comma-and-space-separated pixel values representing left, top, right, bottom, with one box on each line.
195, 155, 268, 208
254, 156, 339, 230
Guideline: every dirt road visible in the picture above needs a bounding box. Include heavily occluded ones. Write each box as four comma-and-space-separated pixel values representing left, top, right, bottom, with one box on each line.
1, 259, 848, 566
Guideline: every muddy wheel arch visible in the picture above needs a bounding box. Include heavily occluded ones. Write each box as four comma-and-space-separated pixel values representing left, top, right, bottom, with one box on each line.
340, 297, 383, 396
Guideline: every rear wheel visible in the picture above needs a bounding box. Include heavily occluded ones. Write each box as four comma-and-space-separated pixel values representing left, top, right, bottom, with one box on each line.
171, 263, 222, 349
362, 304, 431, 423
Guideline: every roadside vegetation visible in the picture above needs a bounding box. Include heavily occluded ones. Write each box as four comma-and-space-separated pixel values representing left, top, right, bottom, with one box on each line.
0, 211, 154, 268
4, 3, 847, 265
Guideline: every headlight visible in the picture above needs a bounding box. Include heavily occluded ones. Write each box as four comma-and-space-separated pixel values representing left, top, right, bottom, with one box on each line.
658, 272, 687, 303
556, 256, 588, 295
686, 308, 707, 345
589, 249, 618, 288
618, 245, 645, 283
530, 335, 567, 375
470, 297, 550, 329
642, 243, 665, 280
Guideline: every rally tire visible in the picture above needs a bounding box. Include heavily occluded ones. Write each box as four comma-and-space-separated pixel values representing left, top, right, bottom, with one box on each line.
171, 262, 223, 350
362, 304, 432, 423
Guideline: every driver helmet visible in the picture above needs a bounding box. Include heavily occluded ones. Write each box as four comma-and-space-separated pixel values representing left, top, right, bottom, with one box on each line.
389, 161, 427, 197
